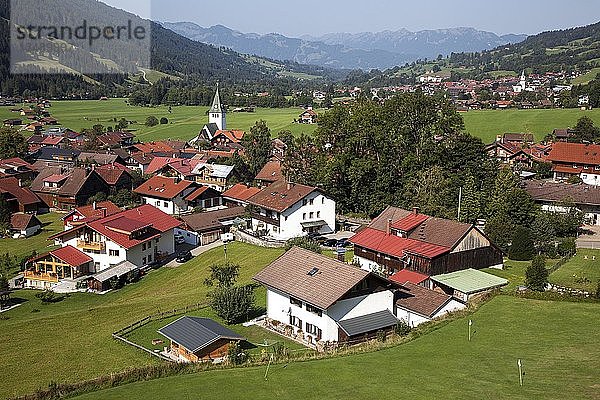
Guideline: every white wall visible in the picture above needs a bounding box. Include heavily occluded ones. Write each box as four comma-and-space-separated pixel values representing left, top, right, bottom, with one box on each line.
354, 255, 385, 274
580, 172, 600, 186
175, 227, 198, 245
396, 299, 466, 328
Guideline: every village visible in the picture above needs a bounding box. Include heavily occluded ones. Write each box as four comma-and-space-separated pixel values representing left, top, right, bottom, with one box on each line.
1, 79, 599, 371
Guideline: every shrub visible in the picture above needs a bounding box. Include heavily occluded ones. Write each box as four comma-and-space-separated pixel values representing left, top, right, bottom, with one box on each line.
145, 116, 159, 127
285, 236, 322, 254
209, 285, 255, 324
35, 290, 65, 304
595, 281, 600, 299
159, 117, 168, 124
0, 274, 8, 291
557, 237, 576, 257
525, 255, 549, 291
395, 320, 412, 336
227, 341, 247, 365
508, 226, 534, 261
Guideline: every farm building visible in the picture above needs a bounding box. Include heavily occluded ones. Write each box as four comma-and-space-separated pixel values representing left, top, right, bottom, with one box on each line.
430, 269, 508, 302
179, 206, 245, 246
10, 213, 41, 238
158, 316, 245, 363
350, 206, 504, 276
395, 282, 466, 327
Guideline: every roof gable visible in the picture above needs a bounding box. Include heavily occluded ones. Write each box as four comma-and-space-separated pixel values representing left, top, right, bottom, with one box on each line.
248, 180, 319, 213
133, 175, 195, 200
395, 282, 452, 318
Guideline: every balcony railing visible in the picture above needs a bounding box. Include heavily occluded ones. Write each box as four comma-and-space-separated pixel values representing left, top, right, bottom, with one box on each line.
24, 270, 59, 283
77, 240, 105, 251
251, 213, 280, 227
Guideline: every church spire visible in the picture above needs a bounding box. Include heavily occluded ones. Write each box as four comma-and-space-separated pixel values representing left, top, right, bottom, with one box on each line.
208, 82, 226, 130
210, 82, 224, 114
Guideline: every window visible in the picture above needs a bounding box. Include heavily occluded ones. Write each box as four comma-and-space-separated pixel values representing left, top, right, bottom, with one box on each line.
306, 304, 322, 317
306, 323, 322, 339
309, 198, 314, 205
147, 254, 152, 262
155, 238, 160, 244
302, 199, 308, 206
317, 211, 321, 218
148, 241, 152, 248
309, 212, 314, 219
142, 243, 146, 251
273, 226, 279, 233
303, 213, 306, 220
322, 197, 325, 204
290, 297, 302, 307
109, 249, 119, 257
163, 201, 168, 207
573, 164, 578, 169
155, 200, 160, 206
289, 316, 302, 329
142, 256, 146, 265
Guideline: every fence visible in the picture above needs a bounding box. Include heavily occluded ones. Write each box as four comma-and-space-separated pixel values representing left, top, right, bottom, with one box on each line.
112, 302, 209, 362
234, 229, 285, 248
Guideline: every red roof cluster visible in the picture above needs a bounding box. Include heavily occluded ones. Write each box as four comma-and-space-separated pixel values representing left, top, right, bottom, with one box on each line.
0, 177, 41, 206
391, 213, 429, 232
134, 175, 195, 200
213, 130, 245, 143
146, 157, 199, 177
548, 142, 600, 165
350, 227, 450, 259
95, 163, 132, 185
65, 201, 122, 224
223, 183, 261, 202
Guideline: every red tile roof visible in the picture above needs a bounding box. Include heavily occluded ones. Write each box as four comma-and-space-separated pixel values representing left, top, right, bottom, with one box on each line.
65, 201, 122, 223
0, 157, 36, 177
44, 174, 69, 183
248, 180, 319, 213
255, 159, 282, 183
213, 130, 245, 143
105, 217, 152, 234
95, 163, 132, 186
350, 228, 451, 259
41, 136, 63, 146
133, 141, 177, 154
146, 157, 199, 176
547, 142, 600, 165
390, 269, 430, 285
51, 246, 93, 267
10, 213, 40, 231
183, 186, 219, 202
0, 177, 42, 206
391, 213, 429, 232
222, 183, 261, 202
134, 175, 195, 200
553, 165, 583, 174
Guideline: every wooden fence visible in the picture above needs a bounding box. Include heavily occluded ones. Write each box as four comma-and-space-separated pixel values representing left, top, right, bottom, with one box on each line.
112, 302, 209, 362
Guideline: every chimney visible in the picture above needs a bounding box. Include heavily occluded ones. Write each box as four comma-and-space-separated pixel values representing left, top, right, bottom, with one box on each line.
93, 201, 97, 210
412, 207, 420, 215
386, 219, 392, 235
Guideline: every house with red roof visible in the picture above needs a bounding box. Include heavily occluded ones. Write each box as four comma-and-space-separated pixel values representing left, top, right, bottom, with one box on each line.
134, 175, 221, 215
0, 177, 44, 213
246, 180, 336, 241
350, 206, 503, 276
25, 246, 93, 290
49, 204, 181, 276
0, 157, 37, 181
299, 108, 318, 124
146, 157, 200, 181
95, 163, 134, 193
62, 201, 122, 230
10, 213, 42, 238
210, 130, 245, 149
547, 142, 600, 186
222, 183, 261, 207
255, 159, 283, 188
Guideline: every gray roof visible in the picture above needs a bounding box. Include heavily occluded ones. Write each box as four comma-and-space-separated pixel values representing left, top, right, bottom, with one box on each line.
337, 310, 398, 337
158, 316, 244, 353
210, 84, 224, 114
192, 163, 235, 179
92, 261, 138, 282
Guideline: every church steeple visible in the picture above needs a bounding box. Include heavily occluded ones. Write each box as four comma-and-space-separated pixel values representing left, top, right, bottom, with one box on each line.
209, 83, 226, 130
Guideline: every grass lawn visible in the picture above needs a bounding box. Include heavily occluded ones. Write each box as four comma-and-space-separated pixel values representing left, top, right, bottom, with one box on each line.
0, 242, 284, 399
462, 108, 600, 144
73, 296, 600, 400
0, 99, 318, 142
549, 249, 600, 292
0, 212, 63, 276
484, 258, 559, 292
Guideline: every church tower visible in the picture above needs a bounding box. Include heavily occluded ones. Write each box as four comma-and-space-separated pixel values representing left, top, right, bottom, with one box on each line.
209, 83, 226, 130
520, 70, 527, 91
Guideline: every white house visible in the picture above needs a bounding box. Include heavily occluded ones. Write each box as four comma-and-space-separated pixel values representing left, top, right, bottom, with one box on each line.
48, 204, 180, 273
246, 180, 336, 241
134, 175, 197, 215
254, 247, 399, 345
10, 213, 41, 238
394, 282, 465, 327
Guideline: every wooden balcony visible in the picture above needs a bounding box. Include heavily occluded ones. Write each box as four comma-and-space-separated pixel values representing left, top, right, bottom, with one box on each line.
77, 240, 105, 251
251, 212, 280, 228
24, 270, 59, 283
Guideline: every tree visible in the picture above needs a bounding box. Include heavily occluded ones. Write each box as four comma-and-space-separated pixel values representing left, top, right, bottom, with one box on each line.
241, 120, 273, 177
285, 236, 322, 254
459, 173, 481, 223
525, 255, 549, 291
484, 215, 514, 253
204, 263, 240, 289
0, 195, 11, 234
115, 118, 128, 130
530, 213, 556, 252
204, 263, 255, 324
571, 116, 600, 143
145, 116, 159, 127
509, 226, 534, 261
0, 274, 8, 291
0, 127, 28, 159
160, 117, 169, 125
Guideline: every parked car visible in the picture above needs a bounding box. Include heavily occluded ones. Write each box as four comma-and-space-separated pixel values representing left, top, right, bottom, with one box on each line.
221, 232, 234, 243
175, 250, 192, 263
323, 239, 338, 247
174, 233, 186, 244
336, 239, 352, 248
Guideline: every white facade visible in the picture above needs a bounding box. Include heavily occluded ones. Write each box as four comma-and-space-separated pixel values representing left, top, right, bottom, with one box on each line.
395, 299, 465, 328
141, 192, 194, 215
265, 287, 395, 343
579, 171, 600, 186
251, 191, 336, 241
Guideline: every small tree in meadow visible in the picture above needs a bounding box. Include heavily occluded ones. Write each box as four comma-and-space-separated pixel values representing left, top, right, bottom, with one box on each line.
204, 263, 255, 324
509, 226, 534, 261
525, 255, 549, 291
145, 116, 159, 127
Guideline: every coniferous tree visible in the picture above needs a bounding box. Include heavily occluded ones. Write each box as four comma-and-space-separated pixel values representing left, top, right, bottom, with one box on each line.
509, 226, 535, 261
460, 173, 481, 223
525, 255, 549, 291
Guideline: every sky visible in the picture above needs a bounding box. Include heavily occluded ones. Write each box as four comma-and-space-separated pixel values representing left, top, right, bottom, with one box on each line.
103, 0, 600, 37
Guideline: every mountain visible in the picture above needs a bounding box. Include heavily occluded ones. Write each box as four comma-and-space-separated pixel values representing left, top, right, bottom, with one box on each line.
162, 22, 527, 70
160, 22, 412, 70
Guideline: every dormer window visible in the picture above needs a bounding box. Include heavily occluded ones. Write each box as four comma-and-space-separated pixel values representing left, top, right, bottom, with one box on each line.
573, 164, 578, 169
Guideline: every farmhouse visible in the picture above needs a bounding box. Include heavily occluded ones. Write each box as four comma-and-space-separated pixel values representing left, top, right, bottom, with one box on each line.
190, 163, 235, 192
134, 175, 198, 215
211, 130, 245, 149
180, 206, 245, 246
0, 157, 37, 181
31, 167, 110, 211
429, 269, 508, 302
254, 159, 282, 187
254, 247, 398, 345
0, 177, 44, 213
246, 180, 336, 241
547, 142, 600, 186
523, 180, 600, 225
158, 317, 245, 363
222, 183, 261, 207
9, 213, 42, 238
146, 157, 199, 181
95, 163, 134, 193
49, 204, 180, 276
299, 108, 318, 124
350, 206, 504, 276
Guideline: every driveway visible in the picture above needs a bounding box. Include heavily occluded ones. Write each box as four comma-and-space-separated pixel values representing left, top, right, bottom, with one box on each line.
165, 240, 225, 268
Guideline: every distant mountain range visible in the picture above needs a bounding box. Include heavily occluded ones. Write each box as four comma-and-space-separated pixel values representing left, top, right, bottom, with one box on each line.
161, 22, 527, 70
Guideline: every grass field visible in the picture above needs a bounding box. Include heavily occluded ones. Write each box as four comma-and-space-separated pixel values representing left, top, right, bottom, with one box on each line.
0, 242, 284, 399
461, 108, 600, 143
0, 213, 63, 276
0, 99, 318, 142
73, 295, 600, 400
4, 99, 600, 145
549, 249, 600, 292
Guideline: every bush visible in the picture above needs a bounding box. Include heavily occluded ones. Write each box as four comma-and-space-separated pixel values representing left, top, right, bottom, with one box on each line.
508, 226, 534, 261
557, 237, 576, 257
209, 285, 255, 324
35, 290, 65, 304
525, 255, 549, 291
160, 117, 168, 125
595, 281, 600, 299
395, 320, 412, 336
145, 116, 159, 127
285, 236, 322, 254
0, 274, 8, 291
227, 341, 247, 365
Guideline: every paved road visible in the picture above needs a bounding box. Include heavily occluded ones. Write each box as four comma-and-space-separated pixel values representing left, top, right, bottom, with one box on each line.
577, 225, 600, 249
165, 240, 225, 268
